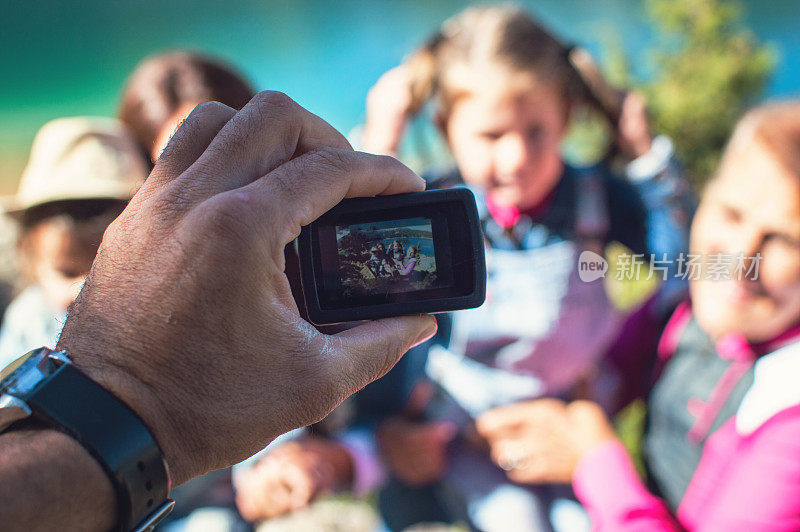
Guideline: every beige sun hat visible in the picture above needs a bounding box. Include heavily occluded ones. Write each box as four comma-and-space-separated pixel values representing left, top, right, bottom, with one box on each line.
2, 117, 149, 215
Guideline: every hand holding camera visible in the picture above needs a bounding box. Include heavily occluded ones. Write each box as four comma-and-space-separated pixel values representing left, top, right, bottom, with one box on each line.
56, 92, 442, 487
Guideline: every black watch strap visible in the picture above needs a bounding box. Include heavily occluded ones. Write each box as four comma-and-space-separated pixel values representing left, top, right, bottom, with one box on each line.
26, 359, 172, 531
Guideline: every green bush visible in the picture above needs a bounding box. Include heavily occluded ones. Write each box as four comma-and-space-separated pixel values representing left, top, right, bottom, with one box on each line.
642, 0, 775, 187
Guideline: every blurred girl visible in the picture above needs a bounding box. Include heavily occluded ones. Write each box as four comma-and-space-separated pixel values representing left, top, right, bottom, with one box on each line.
362, 5, 695, 531
477, 101, 800, 531
118, 51, 255, 163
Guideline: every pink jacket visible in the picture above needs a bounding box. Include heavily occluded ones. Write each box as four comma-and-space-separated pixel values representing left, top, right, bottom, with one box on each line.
573, 304, 800, 531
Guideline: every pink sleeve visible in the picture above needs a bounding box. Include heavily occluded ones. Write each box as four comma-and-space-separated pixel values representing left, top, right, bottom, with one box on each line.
572, 440, 682, 531
399, 259, 417, 275
337, 429, 385, 497
678, 407, 800, 531
574, 408, 800, 531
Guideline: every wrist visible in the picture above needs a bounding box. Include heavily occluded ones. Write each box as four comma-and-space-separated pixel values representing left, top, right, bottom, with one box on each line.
630, 136, 653, 159
56, 323, 189, 485
626, 135, 674, 182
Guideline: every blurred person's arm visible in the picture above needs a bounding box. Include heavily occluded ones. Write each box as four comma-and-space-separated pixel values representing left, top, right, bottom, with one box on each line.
571, 439, 682, 531
478, 398, 800, 531
232, 428, 383, 522
617, 93, 696, 311
0, 92, 437, 532
573, 407, 800, 530
376, 381, 456, 487
233, 436, 353, 522
476, 400, 679, 530
336, 427, 385, 496
360, 65, 416, 156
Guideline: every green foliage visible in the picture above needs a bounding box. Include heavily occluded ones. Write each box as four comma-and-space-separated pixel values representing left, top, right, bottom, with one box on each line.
642, 0, 776, 186
614, 399, 648, 477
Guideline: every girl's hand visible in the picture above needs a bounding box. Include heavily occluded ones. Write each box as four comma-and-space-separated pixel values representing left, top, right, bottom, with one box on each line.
362, 65, 415, 156
377, 417, 457, 486
235, 438, 353, 521
616, 92, 654, 160
476, 399, 617, 484
376, 381, 457, 487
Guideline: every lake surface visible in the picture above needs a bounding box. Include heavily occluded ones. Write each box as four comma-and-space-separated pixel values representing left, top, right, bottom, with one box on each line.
1, 0, 798, 190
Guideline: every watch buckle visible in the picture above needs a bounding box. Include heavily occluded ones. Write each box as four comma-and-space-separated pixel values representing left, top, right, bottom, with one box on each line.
131, 499, 175, 532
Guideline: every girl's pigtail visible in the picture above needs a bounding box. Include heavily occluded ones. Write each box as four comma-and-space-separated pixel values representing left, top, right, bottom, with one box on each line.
566, 46, 624, 126
406, 32, 445, 116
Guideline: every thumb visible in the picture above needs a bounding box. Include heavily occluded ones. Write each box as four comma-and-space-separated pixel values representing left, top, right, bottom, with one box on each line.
331, 315, 437, 397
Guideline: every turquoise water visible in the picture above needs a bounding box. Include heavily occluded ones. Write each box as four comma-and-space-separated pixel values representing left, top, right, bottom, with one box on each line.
378, 238, 435, 258
1, 0, 798, 187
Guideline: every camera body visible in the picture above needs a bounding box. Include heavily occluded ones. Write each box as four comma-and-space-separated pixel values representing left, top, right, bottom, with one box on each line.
298, 188, 486, 325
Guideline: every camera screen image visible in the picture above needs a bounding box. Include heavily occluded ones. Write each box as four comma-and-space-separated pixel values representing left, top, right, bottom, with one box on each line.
299, 188, 484, 323
335, 217, 440, 298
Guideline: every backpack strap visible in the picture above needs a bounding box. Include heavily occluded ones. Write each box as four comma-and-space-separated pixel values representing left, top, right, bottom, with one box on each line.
573, 168, 610, 255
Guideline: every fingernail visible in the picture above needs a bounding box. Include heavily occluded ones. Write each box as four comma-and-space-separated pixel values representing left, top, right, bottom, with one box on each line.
411, 315, 437, 348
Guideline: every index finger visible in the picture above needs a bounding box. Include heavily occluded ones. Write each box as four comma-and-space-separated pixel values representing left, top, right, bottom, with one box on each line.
178, 91, 352, 199
476, 399, 567, 439
241, 148, 425, 245
475, 406, 528, 439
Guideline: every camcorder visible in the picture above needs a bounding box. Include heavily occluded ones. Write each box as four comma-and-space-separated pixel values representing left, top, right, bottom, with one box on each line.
298, 188, 486, 325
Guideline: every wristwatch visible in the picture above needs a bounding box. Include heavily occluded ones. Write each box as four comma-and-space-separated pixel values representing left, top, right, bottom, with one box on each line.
0, 347, 174, 531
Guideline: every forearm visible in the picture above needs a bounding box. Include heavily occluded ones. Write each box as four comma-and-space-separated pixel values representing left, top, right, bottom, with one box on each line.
338, 428, 385, 496
399, 261, 416, 275
628, 137, 695, 258
0, 422, 115, 532
573, 439, 680, 531
626, 137, 695, 310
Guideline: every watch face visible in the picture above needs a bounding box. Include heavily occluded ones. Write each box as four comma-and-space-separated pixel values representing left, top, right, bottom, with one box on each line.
0, 348, 58, 395
0, 351, 37, 382
0, 349, 48, 431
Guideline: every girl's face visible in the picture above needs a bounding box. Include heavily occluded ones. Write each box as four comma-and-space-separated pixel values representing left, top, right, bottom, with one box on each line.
690, 142, 800, 342
445, 81, 568, 211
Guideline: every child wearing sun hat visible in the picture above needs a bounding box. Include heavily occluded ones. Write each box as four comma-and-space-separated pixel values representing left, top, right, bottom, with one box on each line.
0, 116, 148, 367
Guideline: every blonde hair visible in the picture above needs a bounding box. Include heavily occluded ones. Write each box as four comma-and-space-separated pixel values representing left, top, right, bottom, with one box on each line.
723, 101, 800, 180
404, 5, 582, 117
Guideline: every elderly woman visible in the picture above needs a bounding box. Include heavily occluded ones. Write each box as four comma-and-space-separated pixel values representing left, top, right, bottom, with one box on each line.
476, 103, 800, 531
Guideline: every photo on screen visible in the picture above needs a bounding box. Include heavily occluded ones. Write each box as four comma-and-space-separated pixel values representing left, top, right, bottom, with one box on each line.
335, 217, 438, 297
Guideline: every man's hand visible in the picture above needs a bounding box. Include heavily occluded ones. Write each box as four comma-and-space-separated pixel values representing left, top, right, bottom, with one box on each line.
235, 438, 353, 522
56, 91, 438, 486
476, 399, 617, 484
